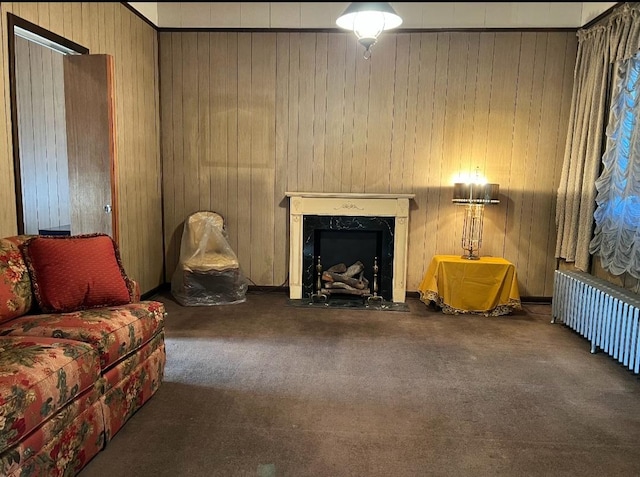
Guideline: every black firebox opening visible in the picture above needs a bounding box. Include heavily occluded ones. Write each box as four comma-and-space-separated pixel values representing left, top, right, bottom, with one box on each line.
302, 215, 395, 301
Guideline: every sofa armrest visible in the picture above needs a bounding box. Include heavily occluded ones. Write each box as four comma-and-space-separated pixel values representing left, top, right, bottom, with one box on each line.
126, 278, 141, 302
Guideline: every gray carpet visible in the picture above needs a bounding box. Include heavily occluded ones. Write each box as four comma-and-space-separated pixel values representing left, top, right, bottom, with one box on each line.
80, 291, 640, 477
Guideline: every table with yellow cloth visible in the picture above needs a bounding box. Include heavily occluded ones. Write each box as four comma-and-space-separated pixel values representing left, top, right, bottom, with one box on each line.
418, 255, 522, 316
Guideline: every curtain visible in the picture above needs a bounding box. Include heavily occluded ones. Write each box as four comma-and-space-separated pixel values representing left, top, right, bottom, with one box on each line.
555, 3, 640, 271
589, 53, 640, 278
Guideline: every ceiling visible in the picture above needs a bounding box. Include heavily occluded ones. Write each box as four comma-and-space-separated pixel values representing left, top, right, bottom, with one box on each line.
128, 2, 616, 30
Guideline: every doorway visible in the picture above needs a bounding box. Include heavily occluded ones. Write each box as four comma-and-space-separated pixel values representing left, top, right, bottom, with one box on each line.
7, 14, 119, 242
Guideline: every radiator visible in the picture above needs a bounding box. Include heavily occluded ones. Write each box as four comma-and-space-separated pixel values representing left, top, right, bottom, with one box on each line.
552, 270, 640, 375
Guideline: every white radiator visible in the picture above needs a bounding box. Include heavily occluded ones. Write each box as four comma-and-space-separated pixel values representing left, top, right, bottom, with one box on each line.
552, 270, 640, 375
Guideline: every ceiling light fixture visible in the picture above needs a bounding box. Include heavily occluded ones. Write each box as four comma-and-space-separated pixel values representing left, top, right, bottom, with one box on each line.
336, 2, 403, 59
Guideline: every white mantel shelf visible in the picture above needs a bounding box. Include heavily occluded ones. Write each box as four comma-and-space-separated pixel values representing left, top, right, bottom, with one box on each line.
286, 192, 414, 303
285, 192, 416, 199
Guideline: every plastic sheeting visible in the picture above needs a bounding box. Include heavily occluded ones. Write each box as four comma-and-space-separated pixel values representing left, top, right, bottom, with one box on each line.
171, 211, 248, 306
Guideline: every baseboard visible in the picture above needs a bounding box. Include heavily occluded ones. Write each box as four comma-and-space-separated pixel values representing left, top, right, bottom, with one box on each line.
143, 284, 552, 304
141, 283, 169, 300
521, 296, 552, 304
248, 285, 289, 294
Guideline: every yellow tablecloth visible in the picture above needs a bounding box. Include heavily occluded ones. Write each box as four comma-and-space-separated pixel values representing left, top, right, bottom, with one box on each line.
418, 255, 521, 316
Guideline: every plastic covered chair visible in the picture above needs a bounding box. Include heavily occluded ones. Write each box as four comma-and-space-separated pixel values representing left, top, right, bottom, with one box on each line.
171, 211, 248, 306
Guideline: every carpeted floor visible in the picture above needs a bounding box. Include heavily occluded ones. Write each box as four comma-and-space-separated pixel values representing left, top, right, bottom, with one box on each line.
80, 290, 640, 477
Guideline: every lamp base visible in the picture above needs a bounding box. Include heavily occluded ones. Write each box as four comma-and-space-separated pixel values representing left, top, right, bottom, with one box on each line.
461, 254, 480, 260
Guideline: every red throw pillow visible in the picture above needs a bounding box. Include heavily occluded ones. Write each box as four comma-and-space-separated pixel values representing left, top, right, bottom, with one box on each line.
21, 234, 132, 313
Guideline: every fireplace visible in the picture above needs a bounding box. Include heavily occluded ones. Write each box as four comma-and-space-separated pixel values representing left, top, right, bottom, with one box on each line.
286, 192, 414, 303
303, 215, 395, 300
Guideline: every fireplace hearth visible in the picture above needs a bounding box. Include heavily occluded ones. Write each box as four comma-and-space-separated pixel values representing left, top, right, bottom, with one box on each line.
286, 192, 415, 303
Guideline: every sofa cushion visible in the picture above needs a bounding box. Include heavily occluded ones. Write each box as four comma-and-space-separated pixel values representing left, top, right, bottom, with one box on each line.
20, 234, 132, 313
0, 336, 101, 455
0, 301, 165, 370
0, 237, 33, 324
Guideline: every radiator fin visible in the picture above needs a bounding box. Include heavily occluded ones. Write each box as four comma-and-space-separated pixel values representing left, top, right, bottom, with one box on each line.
552, 270, 640, 375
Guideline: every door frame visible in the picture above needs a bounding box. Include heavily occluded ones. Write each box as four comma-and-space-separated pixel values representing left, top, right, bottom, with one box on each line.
7, 13, 88, 235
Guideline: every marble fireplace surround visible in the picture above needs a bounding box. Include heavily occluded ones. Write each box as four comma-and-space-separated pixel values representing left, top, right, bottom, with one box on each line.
286, 192, 415, 303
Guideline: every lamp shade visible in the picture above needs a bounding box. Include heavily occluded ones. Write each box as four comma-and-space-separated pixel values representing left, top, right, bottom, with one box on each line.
452, 183, 500, 204
336, 3, 402, 57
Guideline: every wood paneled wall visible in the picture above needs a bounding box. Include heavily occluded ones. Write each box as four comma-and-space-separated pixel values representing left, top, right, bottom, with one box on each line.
159, 30, 577, 297
14, 35, 69, 234
0, 3, 163, 294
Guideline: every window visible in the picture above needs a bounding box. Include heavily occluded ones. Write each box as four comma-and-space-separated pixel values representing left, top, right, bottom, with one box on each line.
589, 51, 640, 278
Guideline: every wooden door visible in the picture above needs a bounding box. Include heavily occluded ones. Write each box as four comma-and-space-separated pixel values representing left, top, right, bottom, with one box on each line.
63, 54, 118, 242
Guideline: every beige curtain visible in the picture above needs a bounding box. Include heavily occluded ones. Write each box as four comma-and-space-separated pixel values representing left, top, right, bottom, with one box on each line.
555, 3, 640, 271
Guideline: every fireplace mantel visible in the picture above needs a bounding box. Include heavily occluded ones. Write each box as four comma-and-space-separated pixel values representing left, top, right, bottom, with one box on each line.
285, 192, 415, 303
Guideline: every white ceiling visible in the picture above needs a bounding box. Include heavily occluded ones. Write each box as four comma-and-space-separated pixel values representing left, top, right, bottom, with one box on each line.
128, 2, 616, 29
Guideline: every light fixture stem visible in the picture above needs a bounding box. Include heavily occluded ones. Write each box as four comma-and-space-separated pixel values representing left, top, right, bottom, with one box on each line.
461, 203, 484, 260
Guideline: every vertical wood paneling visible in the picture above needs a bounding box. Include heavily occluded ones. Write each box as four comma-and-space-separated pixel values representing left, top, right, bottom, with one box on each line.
406, 32, 433, 289
118, 9, 131, 266
351, 51, 371, 192
197, 33, 210, 212
297, 34, 315, 192
70, 3, 82, 44
250, 33, 277, 284
0, 10, 581, 296
36, 3, 50, 30
517, 33, 547, 292
439, 33, 467, 258
159, 33, 175, 278
424, 33, 450, 283
41, 44, 61, 227
503, 33, 532, 269
340, 35, 357, 193
0, 3, 162, 294
62, 3, 72, 40
159, 30, 577, 295
182, 33, 199, 220
274, 32, 290, 284
80, 2, 91, 49
0, 4, 17, 234
389, 34, 410, 194
366, 36, 395, 193
208, 33, 226, 215
286, 33, 300, 194
49, 3, 66, 34
324, 34, 346, 193
28, 43, 49, 231
146, 32, 576, 296
225, 33, 240, 256
311, 33, 327, 192
169, 32, 183, 279
485, 32, 521, 260
18, 2, 37, 23
236, 33, 252, 276
531, 33, 567, 295
400, 33, 421, 195
15, 36, 37, 234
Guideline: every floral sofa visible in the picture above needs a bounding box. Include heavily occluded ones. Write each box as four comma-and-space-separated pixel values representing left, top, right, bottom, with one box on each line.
0, 234, 166, 476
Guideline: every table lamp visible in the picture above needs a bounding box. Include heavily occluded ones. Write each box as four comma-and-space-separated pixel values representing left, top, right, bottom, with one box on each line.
452, 178, 499, 260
